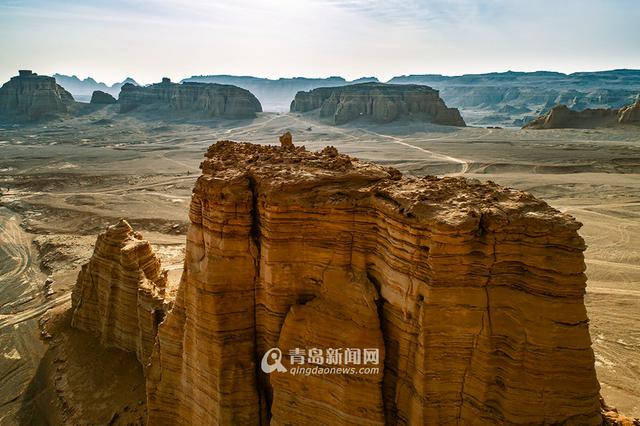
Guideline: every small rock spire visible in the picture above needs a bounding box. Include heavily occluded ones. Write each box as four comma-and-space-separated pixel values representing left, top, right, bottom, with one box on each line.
279, 131, 294, 149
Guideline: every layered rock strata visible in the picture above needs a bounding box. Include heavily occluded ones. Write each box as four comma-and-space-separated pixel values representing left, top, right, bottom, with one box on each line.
90, 90, 117, 104
524, 97, 640, 128
290, 82, 465, 126
118, 78, 262, 118
146, 139, 600, 425
71, 219, 169, 368
0, 70, 75, 120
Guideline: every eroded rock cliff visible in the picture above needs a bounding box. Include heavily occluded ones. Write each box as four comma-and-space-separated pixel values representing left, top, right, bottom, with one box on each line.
0, 70, 75, 120
290, 82, 466, 126
71, 219, 169, 368
118, 78, 262, 118
524, 97, 640, 129
145, 139, 601, 425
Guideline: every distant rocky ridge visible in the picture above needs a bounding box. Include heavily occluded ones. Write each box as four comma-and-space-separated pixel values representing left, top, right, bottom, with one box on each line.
55, 69, 640, 125
0, 70, 76, 121
118, 77, 262, 119
53, 74, 138, 102
389, 70, 640, 127
524, 96, 640, 129
181, 75, 379, 111
291, 82, 465, 126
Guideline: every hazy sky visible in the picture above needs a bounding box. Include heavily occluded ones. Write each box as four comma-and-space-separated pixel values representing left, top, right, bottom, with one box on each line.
1, 0, 639, 85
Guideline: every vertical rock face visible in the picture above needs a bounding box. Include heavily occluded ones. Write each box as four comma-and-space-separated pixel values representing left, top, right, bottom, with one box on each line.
90, 90, 117, 104
71, 219, 169, 368
0, 70, 75, 120
270, 269, 386, 425
118, 79, 263, 118
290, 82, 466, 126
146, 140, 601, 425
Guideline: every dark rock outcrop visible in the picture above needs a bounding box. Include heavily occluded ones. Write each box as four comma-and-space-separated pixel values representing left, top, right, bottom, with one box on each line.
290, 82, 465, 126
118, 79, 262, 118
90, 90, 117, 104
524, 97, 640, 129
0, 70, 75, 120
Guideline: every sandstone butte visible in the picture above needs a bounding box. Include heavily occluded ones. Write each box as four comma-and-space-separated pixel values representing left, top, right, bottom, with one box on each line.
0, 70, 75, 120
524, 95, 640, 129
290, 82, 466, 126
118, 77, 263, 119
72, 137, 639, 425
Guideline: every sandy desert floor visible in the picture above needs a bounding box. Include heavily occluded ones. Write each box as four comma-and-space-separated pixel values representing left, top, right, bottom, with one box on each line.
0, 104, 638, 422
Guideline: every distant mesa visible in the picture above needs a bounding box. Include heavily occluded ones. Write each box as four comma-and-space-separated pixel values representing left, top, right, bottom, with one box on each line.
290, 82, 466, 126
90, 90, 117, 105
523, 96, 640, 129
118, 78, 262, 119
0, 70, 76, 120
181, 74, 380, 112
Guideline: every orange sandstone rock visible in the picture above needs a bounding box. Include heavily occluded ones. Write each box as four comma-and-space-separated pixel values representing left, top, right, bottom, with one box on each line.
71, 219, 169, 368
145, 140, 601, 425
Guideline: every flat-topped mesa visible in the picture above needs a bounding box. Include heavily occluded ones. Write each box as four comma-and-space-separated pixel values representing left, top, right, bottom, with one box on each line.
118, 79, 263, 118
0, 70, 75, 120
524, 98, 640, 129
71, 219, 169, 369
147, 138, 601, 425
290, 82, 466, 126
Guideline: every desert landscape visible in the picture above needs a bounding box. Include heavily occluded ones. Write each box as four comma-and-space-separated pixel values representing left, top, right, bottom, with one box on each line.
2, 0, 640, 424
1, 84, 639, 422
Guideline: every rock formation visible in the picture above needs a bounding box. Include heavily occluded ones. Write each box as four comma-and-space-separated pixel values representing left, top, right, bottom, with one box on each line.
90, 90, 116, 104
290, 82, 465, 126
118, 78, 262, 118
618, 95, 640, 124
278, 131, 294, 149
143, 139, 601, 425
71, 219, 169, 368
0, 70, 75, 120
524, 97, 640, 129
